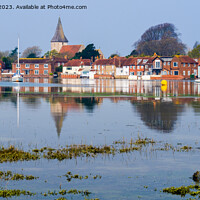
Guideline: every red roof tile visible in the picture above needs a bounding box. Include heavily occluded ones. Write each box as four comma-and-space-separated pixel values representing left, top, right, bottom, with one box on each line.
59, 45, 84, 58
176, 55, 198, 64
64, 59, 91, 67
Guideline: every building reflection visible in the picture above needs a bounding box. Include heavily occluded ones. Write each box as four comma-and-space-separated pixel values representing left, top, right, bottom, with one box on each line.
1, 78, 200, 136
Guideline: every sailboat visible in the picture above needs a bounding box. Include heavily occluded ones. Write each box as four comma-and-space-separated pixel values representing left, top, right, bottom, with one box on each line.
12, 38, 23, 82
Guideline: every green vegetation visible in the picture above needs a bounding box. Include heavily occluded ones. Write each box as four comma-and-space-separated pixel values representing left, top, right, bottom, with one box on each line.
0, 137, 196, 163
0, 170, 38, 181
63, 172, 101, 182
73, 44, 100, 62
188, 43, 200, 58
42, 189, 91, 197
163, 185, 200, 197
0, 189, 35, 198
0, 145, 40, 163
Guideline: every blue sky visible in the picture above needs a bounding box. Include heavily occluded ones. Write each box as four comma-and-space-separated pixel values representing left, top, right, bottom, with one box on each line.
0, 0, 200, 58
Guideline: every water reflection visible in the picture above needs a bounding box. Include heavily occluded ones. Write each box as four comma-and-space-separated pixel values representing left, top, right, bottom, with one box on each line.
0, 79, 200, 137
132, 101, 184, 132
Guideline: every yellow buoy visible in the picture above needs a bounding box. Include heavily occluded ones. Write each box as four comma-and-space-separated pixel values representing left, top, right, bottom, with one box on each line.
161, 85, 167, 92
161, 80, 167, 86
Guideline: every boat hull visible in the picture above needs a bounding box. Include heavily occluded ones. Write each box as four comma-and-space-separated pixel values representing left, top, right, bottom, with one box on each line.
12, 76, 23, 82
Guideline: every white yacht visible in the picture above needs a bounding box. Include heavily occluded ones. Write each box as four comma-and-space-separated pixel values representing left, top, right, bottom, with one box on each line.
12, 38, 23, 82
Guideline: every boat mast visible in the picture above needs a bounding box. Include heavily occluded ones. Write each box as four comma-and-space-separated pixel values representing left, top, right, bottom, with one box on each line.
18, 38, 19, 74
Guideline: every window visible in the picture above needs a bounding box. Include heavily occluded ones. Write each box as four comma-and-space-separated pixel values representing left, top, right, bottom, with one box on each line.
16, 64, 20, 68
44, 64, 48, 68
183, 71, 185, 76
194, 64, 196, 67
25, 64, 30, 68
112, 65, 114, 69
143, 59, 148, 64
194, 69, 197, 75
137, 59, 142, 64
141, 66, 143, 69
102, 65, 104, 69
94, 65, 97, 70
67, 67, 72, 70
155, 61, 161, 68
183, 63, 185, 67
188, 63, 190, 67
188, 71, 190, 76
16, 70, 20, 74
133, 66, 135, 69
25, 70, 29, 75
130, 72, 134, 75
174, 71, 179, 75
34, 70, 39, 75
164, 62, 166, 65
57, 63, 60, 66
98, 65, 100, 70
130, 66, 132, 69
168, 62, 170, 65
173, 62, 178, 67
44, 70, 48, 75
137, 66, 140, 69
145, 65, 148, 69
35, 64, 39, 68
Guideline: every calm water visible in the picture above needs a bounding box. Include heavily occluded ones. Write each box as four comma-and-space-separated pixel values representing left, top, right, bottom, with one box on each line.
0, 79, 200, 199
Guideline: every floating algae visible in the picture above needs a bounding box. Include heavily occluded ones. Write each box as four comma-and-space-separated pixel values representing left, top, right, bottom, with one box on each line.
0, 145, 40, 163
0, 137, 196, 163
42, 189, 91, 197
0, 189, 35, 198
63, 172, 101, 182
163, 185, 200, 197
0, 170, 38, 181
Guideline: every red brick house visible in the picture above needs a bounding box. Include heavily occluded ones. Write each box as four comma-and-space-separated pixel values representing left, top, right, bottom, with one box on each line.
12, 58, 52, 77
171, 55, 198, 78
92, 58, 120, 78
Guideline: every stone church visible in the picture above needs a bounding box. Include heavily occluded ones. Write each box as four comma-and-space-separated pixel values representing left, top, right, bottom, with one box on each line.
51, 17, 85, 59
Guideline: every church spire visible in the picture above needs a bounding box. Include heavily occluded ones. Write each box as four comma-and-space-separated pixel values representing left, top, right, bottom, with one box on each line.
51, 17, 68, 43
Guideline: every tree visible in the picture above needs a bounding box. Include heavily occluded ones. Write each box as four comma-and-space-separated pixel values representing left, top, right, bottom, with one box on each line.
9, 47, 18, 61
2, 57, 12, 69
73, 44, 100, 61
2, 47, 19, 69
44, 49, 59, 58
22, 46, 42, 58
109, 53, 120, 59
134, 23, 186, 56
0, 51, 9, 59
188, 44, 200, 58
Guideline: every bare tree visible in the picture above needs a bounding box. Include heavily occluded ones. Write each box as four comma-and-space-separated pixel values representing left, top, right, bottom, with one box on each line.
134, 23, 186, 56
22, 46, 42, 58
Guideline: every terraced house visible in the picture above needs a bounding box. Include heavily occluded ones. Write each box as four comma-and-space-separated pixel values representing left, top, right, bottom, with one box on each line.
12, 58, 52, 77
170, 55, 198, 78
92, 58, 119, 78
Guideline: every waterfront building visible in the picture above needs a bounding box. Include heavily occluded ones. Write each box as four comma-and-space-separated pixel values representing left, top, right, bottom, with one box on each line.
92, 58, 120, 78
12, 58, 52, 77
170, 55, 198, 78
62, 59, 91, 78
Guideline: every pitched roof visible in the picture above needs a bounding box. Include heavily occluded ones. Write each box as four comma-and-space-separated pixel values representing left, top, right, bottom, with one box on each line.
59, 45, 84, 58
17, 58, 51, 64
175, 55, 198, 64
122, 57, 136, 66
64, 59, 91, 67
51, 17, 68, 43
93, 58, 126, 67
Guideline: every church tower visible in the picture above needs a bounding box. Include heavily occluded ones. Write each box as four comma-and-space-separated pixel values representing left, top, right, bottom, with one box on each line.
51, 17, 68, 52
